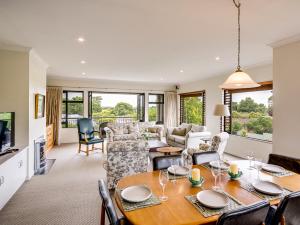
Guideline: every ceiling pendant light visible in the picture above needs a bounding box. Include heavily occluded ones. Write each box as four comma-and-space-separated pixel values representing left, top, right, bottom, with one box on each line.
219, 0, 260, 89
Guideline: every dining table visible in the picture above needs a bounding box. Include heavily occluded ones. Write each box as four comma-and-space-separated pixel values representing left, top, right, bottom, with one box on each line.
115, 160, 300, 225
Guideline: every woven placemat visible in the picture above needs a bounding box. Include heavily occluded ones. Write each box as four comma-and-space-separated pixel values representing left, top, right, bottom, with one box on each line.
116, 189, 161, 212
262, 170, 295, 178
185, 191, 244, 218
240, 182, 292, 201
163, 170, 189, 180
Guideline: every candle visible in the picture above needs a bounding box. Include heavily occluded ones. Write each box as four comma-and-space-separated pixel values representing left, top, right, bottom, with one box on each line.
191, 168, 200, 181
229, 163, 239, 175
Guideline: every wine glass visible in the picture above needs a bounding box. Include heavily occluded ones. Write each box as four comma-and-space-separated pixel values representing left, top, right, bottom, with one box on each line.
246, 151, 254, 170
159, 170, 168, 201
211, 161, 221, 190
171, 159, 179, 183
254, 158, 263, 180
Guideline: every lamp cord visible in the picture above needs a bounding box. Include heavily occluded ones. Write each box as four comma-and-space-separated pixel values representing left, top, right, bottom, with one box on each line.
233, 0, 241, 71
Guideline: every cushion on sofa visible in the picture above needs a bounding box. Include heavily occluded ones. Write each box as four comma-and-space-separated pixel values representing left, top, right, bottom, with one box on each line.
113, 133, 137, 141
172, 128, 186, 136
174, 135, 185, 144
179, 123, 192, 133
148, 127, 159, 133
191, 125, 207, 132
168, 135, 176, 141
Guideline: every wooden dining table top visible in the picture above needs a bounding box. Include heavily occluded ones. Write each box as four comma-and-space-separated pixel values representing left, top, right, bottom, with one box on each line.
115, 160, 300, 225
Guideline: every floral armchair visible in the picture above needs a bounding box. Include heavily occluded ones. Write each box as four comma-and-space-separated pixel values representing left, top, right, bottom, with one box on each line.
105, 140, 148, 189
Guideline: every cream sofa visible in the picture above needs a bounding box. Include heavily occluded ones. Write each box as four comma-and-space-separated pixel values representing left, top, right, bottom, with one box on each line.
166, 123, 211, 149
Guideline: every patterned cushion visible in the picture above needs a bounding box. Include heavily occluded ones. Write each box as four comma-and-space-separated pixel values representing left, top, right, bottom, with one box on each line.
113, 133, 137, 141
199, 143, 210, 151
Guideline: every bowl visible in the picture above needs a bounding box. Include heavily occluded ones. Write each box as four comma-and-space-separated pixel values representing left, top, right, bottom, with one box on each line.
228, 170, 243, 180
188, 176, 204, 187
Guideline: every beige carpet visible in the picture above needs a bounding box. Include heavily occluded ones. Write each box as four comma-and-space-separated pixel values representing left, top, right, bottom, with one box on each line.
0, 143, 106, 225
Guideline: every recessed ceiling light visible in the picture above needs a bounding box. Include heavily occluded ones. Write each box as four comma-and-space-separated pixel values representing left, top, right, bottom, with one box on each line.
80, 60, 86, 64
77, 37, 85, 43
215, 56, 221, 61
180, 69, 184, 73
82, 72, 86, 75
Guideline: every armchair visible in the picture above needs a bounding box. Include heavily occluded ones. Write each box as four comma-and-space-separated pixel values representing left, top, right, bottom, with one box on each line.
77, 118, 104, 156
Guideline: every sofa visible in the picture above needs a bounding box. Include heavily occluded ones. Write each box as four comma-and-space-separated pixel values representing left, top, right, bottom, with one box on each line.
104, 122, 163, 142
166, 123, 211, 149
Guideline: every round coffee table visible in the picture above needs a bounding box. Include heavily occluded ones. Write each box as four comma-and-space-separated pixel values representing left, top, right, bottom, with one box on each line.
157, 146, 182, 155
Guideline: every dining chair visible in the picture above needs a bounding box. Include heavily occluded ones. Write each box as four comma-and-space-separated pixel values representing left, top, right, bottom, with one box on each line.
192, 151, 220, 165
270, 191, 300, 225
77, 118, 104, 156
153, 155, 182, 171
216, 201, 270, 225
98, 179, 128, 225
268, 154, 300, 174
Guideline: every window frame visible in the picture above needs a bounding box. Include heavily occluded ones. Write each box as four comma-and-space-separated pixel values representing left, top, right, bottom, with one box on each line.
62, 90, 84, 128
223, 81, 273, 143
148, 93, 164, 123
179, 90, 206, 125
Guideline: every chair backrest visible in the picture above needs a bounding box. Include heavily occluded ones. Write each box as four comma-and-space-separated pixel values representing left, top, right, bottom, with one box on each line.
77, 118, 94, 141
98, 179, 120, 225
271, 191, 300, 225
192, 151, 220, 165
217, 201, 270, 225
210, 132, 229, 156
153, 155, 182, 171
99, 122, 109, 138
268, 154, 300, 174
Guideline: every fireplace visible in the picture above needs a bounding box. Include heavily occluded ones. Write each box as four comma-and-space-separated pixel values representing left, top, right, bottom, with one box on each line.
34, 137, 46, 174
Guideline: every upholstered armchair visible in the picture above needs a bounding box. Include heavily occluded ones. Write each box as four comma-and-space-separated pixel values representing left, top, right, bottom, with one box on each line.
105, 140, 148, 189
77, 118, 104, 156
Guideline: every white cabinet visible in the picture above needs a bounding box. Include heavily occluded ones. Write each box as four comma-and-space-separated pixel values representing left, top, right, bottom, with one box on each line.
0, 147, 28, 210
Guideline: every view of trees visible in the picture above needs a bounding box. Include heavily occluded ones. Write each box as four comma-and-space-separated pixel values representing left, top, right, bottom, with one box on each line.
182, 96, 203, 124
231, 93, 273, 141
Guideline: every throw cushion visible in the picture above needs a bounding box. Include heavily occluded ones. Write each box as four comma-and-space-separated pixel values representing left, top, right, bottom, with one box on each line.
199, 143, 210, 151
172, 128, 186, 136
187, 148, 205, 155
128, 124, 138, 133
148, 127, 158, 133
179, 123, 192, 133
191, 125, 207, 132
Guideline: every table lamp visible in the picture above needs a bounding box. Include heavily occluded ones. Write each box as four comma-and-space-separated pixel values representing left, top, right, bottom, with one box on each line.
213, 104, 230, 132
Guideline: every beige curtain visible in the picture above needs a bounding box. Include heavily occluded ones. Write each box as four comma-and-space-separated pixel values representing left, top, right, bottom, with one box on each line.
164, 92, 177, 128
46, 87, 62, 145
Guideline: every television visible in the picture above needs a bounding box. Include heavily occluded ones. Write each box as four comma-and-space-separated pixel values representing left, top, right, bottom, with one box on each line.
0, 112, 15, 152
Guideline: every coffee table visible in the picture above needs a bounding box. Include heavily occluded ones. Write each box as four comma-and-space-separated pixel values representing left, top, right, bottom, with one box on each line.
147, 140, 169, 152
157, 146, 182, 155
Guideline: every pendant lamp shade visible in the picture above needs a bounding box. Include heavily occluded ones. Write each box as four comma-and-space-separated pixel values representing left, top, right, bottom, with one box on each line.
219, 70, 261, 89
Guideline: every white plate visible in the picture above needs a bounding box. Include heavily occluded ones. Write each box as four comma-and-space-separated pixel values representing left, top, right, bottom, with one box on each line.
121, 185, 152, 203
209, 161, 229, 170
262, 164, 285, 173
252, 180, 283, 196
168, 165, 189, 176
196, 190, 229, 209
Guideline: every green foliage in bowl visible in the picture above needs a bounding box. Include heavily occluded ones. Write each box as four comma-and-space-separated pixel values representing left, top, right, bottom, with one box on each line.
188, 176, 204, 187
228, 170, 243, 180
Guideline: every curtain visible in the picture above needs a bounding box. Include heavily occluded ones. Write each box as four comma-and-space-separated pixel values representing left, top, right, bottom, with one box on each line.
46, 87, 62, 145
164, 92, 178, 128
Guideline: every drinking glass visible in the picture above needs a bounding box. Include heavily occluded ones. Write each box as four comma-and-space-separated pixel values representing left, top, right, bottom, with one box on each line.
171, 159, 179, 184
254, 158, 263, 180
159, 170, 168, 201
246, 151, 254, 170
211, 161, 221, 190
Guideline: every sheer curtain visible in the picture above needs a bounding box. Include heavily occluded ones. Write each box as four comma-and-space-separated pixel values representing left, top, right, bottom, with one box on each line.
46, 87, 62, 145
164, 92, 177, 128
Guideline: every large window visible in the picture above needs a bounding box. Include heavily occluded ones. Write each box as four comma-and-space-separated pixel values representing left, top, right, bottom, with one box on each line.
62, 91, 84, 128
180, 91, 206, 125
148, 94, 164, 124
88, 92, 145, 126
224, 81, 273, 142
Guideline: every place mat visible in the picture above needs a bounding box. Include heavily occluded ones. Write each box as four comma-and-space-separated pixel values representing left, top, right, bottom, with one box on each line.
116, 189, 161, 212
240, 182, 292, 201
201, 162, 229, 171
185, 191, 244, 218
262, 169, 296, 178
163, 169, 189, 180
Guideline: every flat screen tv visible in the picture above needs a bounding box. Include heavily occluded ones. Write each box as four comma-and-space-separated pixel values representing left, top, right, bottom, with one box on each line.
0, 112, 15, 152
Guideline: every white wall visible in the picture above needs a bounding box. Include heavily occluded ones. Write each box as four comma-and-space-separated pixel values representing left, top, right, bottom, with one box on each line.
47, 77, 175, 143
178, 64, 273, 161
273, 40, 300, 158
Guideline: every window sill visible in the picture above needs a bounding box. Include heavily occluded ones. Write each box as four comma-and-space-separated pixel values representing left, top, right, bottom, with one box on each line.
229, 134, 272, 144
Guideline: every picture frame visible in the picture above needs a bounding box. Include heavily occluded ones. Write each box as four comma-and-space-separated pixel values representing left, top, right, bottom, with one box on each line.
35, 94, 45, 119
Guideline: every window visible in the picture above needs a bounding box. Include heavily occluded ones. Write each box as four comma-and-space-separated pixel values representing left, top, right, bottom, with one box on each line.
62, 91, 84, 128
180, 91, 206, 125
88, 92, 145, 126
148, 94, 164, 124
224, 81, 273, 142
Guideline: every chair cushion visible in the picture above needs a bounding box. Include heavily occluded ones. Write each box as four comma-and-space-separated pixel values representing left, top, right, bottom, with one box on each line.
148, 127, 159, 133
174, 135, 185, 144
144, 132, 159, 138
113, 134, 137, 141
199, 143, 210, 151
179, 123, 192, 133
168, 135, 176, 141
172, 128, 186, 136
191, 125, 207, 132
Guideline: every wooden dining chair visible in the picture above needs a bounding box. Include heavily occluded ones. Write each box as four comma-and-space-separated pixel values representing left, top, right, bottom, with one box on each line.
192, 151, 220, 165
216, 201, 270, 225
98, 179, 128, 225
153, 155, 182, 171
270, 191, 300, 225
268, 154, 300, 174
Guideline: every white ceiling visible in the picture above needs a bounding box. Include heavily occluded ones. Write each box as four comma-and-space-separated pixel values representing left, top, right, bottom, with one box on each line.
0, 0, 300, 84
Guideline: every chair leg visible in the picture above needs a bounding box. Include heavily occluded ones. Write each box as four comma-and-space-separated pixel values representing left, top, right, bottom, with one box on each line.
281, 216, 286, 225
102, 141, 104, 153
100, 202, 105, 225
92, 144, 95, 151
78, 143, 81, 153
86, 145, 89, 156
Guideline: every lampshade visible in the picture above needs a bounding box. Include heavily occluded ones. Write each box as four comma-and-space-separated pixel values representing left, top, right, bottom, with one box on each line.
213, 104, 230, 117
219, 70, 261, 90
